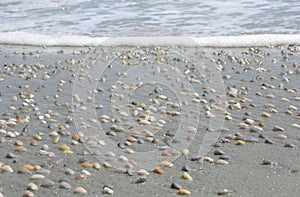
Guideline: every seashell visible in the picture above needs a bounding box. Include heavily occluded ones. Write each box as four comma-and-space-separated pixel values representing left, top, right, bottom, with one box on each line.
34, 134, 42, 140
59, 181, 71, 189
31, 174, 45, 180
63, 150, 73, 155
144, 130, 154, 137
273, 126, 284, 131
31, 140, 38, 146
72, 134, 80, 141
65, 168, 75, 176
134, 176, 147, 184
1, 165, 14, 173
214, 149, 225, 155
81, 162, 93, 168
277, 134, 287, 139
36, 168, 50, 175
182, 172, 193, 181
236, 140, 245, 145
23, 190, 34, 197
47, 152, 55, 157
41, 180, 55, 188
178, 188, 191, 195
182, 149, 189, 156
245, 137, 259, 143
160, 160, 174, 167
249, 126, 263, 133
288, 105, 297, 110
27, 183, 39, 191
137, 169, 150, 176
119, 155, 128, 162
16, 119, 24, 124
23, 164, 35, 171
264, 103, 275, 108
258, 121, 265, 127
93, 163, 101, 170
59, 144, 70, 151
125, 147, 134, 154
153, 167, 164, 174
215, 159, 229, 165
127, 136, 137, 142
73, 187, 87, 194
186, 126, 197, 133
15, 146, 27, 152
291, 123, 300, 128
269, 108, 278, 113
75, 174, 88, 180
131, 130, 141, 135
49, 131, 59, 137
81, 170, 91, 176
284, 142, 295, 148
161, 151, 172, 156
234, 136, 246, 141
225, 134, 235, 140
281, 97, 289, 102
52, 135, 60, 143
103, 162, 111, 168
244, 118, 255, 124
18, 168, 32, 174
261, 112, 271, 117
103, 187, 114, 195
203, 156, 214, 163
6, 131, 16, 138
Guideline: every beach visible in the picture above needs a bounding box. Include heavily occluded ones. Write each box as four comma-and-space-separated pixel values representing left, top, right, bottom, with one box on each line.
0, 43, 299, 197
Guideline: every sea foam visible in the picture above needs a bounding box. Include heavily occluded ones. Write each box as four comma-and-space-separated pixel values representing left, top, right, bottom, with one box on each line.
0, 32, 299, 47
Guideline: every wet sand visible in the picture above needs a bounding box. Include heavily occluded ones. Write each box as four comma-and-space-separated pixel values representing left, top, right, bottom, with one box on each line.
0, 44, 299, 197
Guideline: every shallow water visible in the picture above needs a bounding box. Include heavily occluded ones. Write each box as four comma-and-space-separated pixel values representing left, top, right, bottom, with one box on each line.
1, 0, 300, 37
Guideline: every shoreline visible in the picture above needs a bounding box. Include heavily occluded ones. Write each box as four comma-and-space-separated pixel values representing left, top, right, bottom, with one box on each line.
0, 34, 300, 47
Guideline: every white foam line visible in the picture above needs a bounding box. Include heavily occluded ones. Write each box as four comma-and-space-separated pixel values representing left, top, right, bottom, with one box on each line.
0, 32, 299, 47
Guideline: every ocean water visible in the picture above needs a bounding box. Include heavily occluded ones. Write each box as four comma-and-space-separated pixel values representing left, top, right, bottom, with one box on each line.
0, 0, 300, 46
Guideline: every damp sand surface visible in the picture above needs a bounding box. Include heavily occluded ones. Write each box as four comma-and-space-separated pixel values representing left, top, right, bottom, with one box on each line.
0, 44, 299, 197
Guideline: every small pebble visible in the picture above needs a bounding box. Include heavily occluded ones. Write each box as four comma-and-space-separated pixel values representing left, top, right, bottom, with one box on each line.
171, 182, 182, 190
217, 189, 232, 195
264, 139, 275, 144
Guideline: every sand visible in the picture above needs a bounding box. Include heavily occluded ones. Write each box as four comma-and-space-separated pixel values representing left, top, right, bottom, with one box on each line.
0, 44, 299, 197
